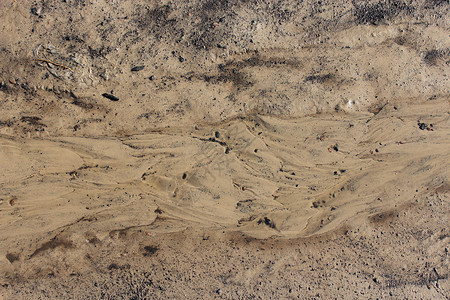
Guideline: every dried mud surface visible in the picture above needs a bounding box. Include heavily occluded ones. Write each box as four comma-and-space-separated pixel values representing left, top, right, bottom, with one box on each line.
0, 0, 449, 298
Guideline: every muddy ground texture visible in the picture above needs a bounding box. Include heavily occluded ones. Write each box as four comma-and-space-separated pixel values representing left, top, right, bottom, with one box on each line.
0, 0, 449, 299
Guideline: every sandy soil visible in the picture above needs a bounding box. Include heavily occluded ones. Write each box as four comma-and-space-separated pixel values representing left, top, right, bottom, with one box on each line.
0, 0, 449, 298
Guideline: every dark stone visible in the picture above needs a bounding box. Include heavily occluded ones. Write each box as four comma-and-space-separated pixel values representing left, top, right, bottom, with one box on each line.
131, 66, 145, 72
418, 122, 428, 130
102, 93, 119, 101
30, 6, 41, 16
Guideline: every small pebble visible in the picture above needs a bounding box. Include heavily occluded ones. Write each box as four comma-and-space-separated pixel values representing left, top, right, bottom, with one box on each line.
131, 66, 145, 72
102, 93, 119, 101
418, 122, 428, 130
31, 6, 42, 16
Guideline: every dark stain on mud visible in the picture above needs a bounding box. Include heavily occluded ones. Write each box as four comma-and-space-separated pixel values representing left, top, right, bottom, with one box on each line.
189, 0, 236, 50
20, 116, 47, 127
258, 216, 276, 229
137, 4, 179, 41
184, 54, 302, 92
423, 49, 448, 65
369, 210, 398, 224
30, 237, 75, 258
143, 245, 159, 257
353, 0, 413, 25
304, 73, 334, 84
6, 253, 20, 263
131, 1, 305, 51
